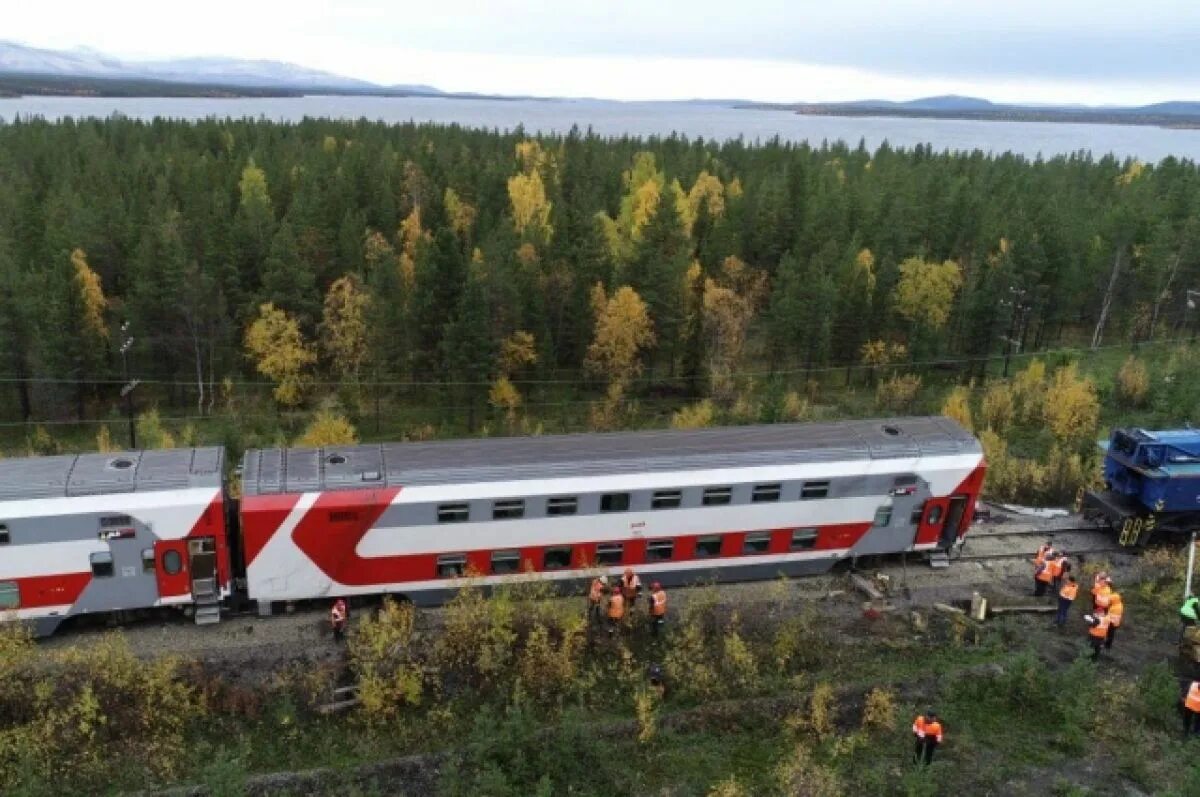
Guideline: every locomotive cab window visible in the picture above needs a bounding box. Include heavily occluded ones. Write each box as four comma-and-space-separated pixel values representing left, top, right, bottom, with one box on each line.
490, 550, 522, 575
651, 490, 682, 509
90, 551, 115, 578
492, 499, 525, 520
0, 524, 8, 545
926, 505, 944, 525
596, 543, 624, 565
752, 483, 782, 502
702, 487, 732, 506
437, 554, 467, 578
801, 481, 830, 499
438, 503, 470, 523
600, 493, 630, 512
695, 535, 722, 558
547, 496, 578, 516
0, 580, 18, 609
141, 548, 156, 573
543, 546, 573, 570
743, 531, 772, 554
873, 506, 893, 527
791, 528, 819, 551
646, 539, 675, 561
162, 550, 183, 575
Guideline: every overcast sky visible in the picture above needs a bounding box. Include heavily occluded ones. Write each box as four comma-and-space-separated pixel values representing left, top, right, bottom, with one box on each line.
6, 0, 1199, 104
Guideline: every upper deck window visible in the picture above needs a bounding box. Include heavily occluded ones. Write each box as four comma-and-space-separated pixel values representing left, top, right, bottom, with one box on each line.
0, 524, 8, 545
601, 493, 630, 513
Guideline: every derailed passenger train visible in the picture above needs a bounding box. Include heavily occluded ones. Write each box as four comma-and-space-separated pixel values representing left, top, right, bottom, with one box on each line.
0, 416, 985, 636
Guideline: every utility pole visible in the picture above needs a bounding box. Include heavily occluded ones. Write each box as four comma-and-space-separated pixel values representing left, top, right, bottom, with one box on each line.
119, 323, 139, 449
999, 286, 1030, 378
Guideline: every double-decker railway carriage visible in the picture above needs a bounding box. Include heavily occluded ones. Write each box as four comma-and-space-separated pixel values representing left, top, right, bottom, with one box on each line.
241, 417, 985, 610
1083, 426, 1200, 546
0, 448, 231, 636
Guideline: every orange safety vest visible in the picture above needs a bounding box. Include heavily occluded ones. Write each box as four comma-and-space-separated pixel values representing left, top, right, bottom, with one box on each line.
1108, 594, 1124, 627
1094, 585, 1112, 609
1034, 545, 1053, 566
651, 589, 667, 617
912, 715, 926, 737
1186, 682, 1200, 713
924, 720, 944, 743
1060, 582, 1078, 602
1088, 613, 1110, 639
608, 592, 625, 620
622, 573, 641, 599
1036, 561, 1056, 583
589, 578, 605, 604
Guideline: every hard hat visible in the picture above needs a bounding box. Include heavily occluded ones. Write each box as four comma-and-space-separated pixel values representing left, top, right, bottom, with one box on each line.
652, 581, 662, 590
624, 567, 634, 576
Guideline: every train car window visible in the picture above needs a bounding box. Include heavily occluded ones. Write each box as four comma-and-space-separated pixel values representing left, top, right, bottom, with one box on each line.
543, 546, 573, 570
490, 550, 522, 575
743, 531, 772, 554
0, 524, 8, 545
790, 528, 819, 551
801, 481, 830, 499
546, 496, 578, 516
162, 550, 183, 575
646, 539, 675, 561
873, 506, 893, 527
600, 493, 630, 512
695, 535, 722, 557
910, 507, 924, 525
492, 499, 526, 520
926, 506, 944, 525
437, 503, 470, 523
100, 515, 133, 528
651, 490, 682, 509
752, 483, 782, 502
436, 554, 467, 578
702, 487, 733, 506
90, 551, 115, 578
0, 581, 18, 610
141, 548, 156, 573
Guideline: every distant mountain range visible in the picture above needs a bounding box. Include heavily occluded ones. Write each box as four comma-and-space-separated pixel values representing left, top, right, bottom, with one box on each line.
0, 40, 443, 95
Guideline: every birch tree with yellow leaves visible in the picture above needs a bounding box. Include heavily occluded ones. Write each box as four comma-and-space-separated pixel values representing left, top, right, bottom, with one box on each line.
245, 303, 317, 407
585, 284, 655, 429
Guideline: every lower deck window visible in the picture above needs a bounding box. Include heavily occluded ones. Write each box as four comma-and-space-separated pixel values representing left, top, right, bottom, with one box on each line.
646, 539, 675, 561
490, 550, 522, 575
791, 528, 819, 551
695, 535, 722, 558
874, 506, 893, 527
743, 532, 772, 554
0, 524, 9, 545
437, 554, 467, 578
0, 581, 18, 609
141, 548, 156, 573
90, 551, 114, 578
596, 543, 624, 565
543, 546, 573, 570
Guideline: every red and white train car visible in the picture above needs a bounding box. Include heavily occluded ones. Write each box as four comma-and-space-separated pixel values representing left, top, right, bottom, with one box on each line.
0, 448, 232, 636
240, 417, 985, 610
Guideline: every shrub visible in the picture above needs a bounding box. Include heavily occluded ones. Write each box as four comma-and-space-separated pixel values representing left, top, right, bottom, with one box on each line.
861, 687, 897, 732
1011, 359, 1047, 422
671, 399, 716, 429
940, 385, 973, 431
634, 686, 659, 743
136, 408, 177, 449
349, 598, 425, 726
775, 743, 844, 797
721, 615, 760, 694
980, 382, 1014, 433
515, 621, 585, 709
781, 390, 811, 422
295, 408, 358, 447
1042, 364, 1100, 450
876, 374, 922, 411
707, 776, 750, 797
808, 682, 837, 740
434, 585, 518, 693
1116, 355, 1150, 407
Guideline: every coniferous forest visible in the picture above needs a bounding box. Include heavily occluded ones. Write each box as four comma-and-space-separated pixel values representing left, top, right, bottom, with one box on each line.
1, 116, 1198, 471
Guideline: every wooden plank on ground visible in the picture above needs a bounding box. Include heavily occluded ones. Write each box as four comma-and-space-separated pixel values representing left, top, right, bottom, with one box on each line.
989, 605, 1056, 614
850, 574, 884, 600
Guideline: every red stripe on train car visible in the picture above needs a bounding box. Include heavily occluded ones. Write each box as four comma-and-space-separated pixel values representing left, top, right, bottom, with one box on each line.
16, 572, 92, 610
241, 493, 304, 566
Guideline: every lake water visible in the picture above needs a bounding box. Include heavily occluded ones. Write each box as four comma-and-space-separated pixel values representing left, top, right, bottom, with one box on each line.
2, 95, 1199, 163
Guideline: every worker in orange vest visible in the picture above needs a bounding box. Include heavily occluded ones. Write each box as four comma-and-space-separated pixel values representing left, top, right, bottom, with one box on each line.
587, 576, 607, 626
1085, 608, 1110, 660
330, 598, 348, 642
1183, 681, 1200, 738
621, 567, 643, 608
1034, 540, 1054, 567
607, 586, 626, 636
1034, 552, 1058, 597
912, 711, 944, 765
1053, 552, 1070, 591
649, 581, 668, 637
1055, 575, 1078, 627
1105, 591, 1124, 650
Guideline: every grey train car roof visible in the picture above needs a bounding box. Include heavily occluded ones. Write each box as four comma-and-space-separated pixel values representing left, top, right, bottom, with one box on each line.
241, 416, 980, 496
0, 447, 224, 501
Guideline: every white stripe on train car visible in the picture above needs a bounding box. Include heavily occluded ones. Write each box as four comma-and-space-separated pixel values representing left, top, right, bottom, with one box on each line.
245, 492, 328, 601
0, 539, 109, 579
0, 487, 219, 536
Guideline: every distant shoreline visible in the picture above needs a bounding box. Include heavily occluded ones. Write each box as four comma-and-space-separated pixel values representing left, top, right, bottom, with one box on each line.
738, 103, 1200, 131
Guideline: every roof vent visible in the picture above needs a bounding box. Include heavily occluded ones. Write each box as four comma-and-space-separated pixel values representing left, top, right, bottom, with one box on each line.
327, 454, 347, 466
882, 425, 901, 437
108, 458, 135, 470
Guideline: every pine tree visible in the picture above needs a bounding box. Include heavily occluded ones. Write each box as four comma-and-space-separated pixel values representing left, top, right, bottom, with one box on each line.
441, 258, 494, 431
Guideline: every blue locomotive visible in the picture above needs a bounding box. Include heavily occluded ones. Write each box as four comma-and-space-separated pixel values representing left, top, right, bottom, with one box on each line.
1081, 426, 1200, 546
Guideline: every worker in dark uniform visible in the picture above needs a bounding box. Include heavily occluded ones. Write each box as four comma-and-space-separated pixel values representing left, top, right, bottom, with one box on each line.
330, 598, 348, 642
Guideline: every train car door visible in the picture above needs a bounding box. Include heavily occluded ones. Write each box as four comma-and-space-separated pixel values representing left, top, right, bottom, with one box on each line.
940, 495, 969, 549
188, 537, 218, 599
154, 539, 191, 599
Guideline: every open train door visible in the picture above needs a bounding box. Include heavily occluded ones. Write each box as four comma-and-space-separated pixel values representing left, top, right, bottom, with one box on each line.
154, 539, 191, 600
939, 495, 969, 549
